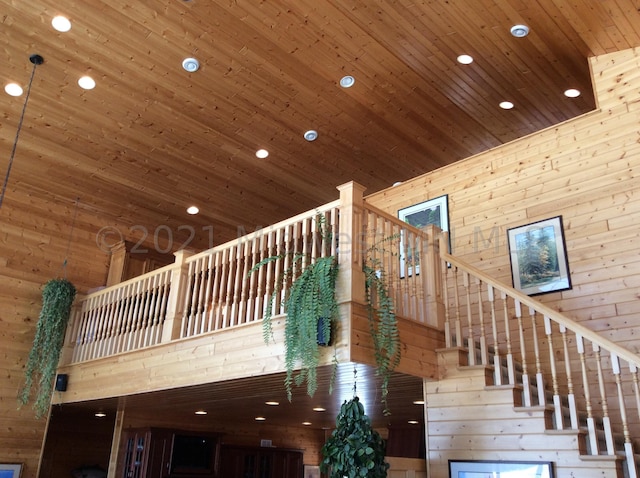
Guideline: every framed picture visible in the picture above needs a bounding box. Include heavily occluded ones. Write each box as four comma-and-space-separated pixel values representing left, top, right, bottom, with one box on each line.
449, 460, 554, 478
0, 464, 23, 478
398, 194, 450, 276
507, 216, 571, 296
303, 465, 320, 478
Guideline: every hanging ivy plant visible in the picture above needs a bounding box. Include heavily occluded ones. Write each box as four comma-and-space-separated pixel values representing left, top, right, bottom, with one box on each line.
363, 242, 401, 416
19, 278, 76, 418
320, 396, 389, 478
250, 214, 339, 401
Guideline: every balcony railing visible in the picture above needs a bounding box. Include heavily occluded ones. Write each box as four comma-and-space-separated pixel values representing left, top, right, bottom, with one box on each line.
64, 182, 442, 364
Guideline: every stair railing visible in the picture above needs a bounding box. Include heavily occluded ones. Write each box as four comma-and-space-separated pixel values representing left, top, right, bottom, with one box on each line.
439, 233, 640, 477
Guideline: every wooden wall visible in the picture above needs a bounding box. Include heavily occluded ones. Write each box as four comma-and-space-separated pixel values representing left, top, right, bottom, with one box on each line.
365, 47, 640, 356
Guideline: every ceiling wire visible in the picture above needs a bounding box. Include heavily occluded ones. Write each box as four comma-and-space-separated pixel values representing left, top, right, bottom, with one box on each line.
0, 54, 44, 209
60, 197, 81, 279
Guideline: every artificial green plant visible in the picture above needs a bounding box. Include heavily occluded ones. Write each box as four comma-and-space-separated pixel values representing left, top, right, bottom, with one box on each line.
19, 278, 76, 418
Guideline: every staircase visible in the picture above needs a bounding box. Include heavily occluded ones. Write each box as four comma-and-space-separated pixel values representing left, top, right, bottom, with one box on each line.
425, 236, 640, 478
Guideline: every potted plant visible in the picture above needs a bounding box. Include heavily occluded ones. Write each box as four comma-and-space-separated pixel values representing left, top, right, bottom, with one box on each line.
320, 395, 389, 478
250, 215, 338, 401
19, 278, 76, 418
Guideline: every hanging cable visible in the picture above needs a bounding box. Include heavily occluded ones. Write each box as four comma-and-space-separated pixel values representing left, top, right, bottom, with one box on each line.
0, 54, 44, 209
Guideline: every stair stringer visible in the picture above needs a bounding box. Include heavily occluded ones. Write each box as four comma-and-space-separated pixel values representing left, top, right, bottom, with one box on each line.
424, 348, 625, 478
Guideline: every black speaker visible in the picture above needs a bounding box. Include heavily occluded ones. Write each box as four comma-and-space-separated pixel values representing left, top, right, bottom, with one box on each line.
55, 374, 68, 392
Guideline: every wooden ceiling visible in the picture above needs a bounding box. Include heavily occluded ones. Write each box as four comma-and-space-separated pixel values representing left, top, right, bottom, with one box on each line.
4, 0, 640, 431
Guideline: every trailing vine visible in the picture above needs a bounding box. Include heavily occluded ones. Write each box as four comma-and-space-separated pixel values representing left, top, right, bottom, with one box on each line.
363, 237, 401, 415
19, 278, 76, 418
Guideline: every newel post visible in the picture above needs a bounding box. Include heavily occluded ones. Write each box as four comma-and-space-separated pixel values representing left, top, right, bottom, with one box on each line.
336, 181, 367, 305
161, 249, 194, 342
423, 224, 446, 329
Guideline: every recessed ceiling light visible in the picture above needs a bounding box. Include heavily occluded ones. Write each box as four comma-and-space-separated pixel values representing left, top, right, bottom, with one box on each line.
392, 181, 402, 187
302, 421, 312, 426
510, 24, 529, 38
340, 76, 355, 88
78, 76, 96, 90
94, 411, 107, 418
408, 420, 419, 425
195, 410, 208, 415
413, 400, 425, 405
303, 130, 318, 142
265, 401, 279, 406
255, 416, 266, 421
186, 205, 199, 215
255, 149, 269, 159
499, 101, 514, 110
4, 83, 23, 97
564, 88, 581, 98
51, 15, 71, 32
457, 54, 473, 65
182, 57, 200, 72
312, 407, 326, 412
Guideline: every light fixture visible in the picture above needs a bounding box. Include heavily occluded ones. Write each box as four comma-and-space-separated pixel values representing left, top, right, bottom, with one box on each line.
255, 416, 266, 421
182, 57, 200, 72
340, 75, 355, 88
51, 15, 71, 32
94, 411, 107, 418
302, 421, 312, 426
303, 130, 318, 142
457, 54, 473, 65
392, 181, 402, 187
510, 24, 529, 38
195, 410, 208, 415
564, 88, 581, 98
499, 101, 514, 110
78, 76, 96, 90
255, 149, 269, 159
408, 420, 419, 425
265, 401, 279, 406
4, 83, 23, 97
186, 205, 199, 215
413, 400, 425, 405
312, 407, 326, 412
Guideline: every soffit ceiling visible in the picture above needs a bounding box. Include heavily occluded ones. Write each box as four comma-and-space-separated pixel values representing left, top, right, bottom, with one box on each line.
2, 0, 640, 248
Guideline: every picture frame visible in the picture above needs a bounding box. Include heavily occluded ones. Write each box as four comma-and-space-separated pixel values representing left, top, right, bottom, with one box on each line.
0, 464, 23, 478
449, 459, 554, 478
507, 216, 571, 296
303, 465, 320, 478
398, 194, 450, 276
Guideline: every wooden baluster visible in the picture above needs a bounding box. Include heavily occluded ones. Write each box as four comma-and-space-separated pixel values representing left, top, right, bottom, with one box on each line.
632, 364, 640, 425
576, 334, 599, 454
75, 299, 92, 361
330, 207, 338, 256
223, 246, 235, 327
301, 216, 311, 273
128, 280, 144, 350
158, 269, 172, 343
143, 273, 159, 346
275, 227, 286, 315
475, 277, 487, 366
133, 276, 149, 349
611, 354, 637, 478
110, 287, 124, 355
231, 239, 244, 325
263, 231, 275, 322
92, 293, 109, 359
452, 267, 462, 348
462, 271, 475, 365
594, 343, 615, 454
409, 228, 420, 321
442, 256, 452, 348
515, 301, 531, 405
195, 257, 208, 334
487, 286, 501, 385
501, 292, 515, 385
202, 254, 214, 332
139, 276, 153, 347
543, 316, 563, 429
251, 234, 271, 320
119, 283, 135, 353
560, 324, 578, 429
238, 235, 253, 324
529, 307, 545, 406
211, 250, 223, 330
246, 235, 259, 324
183, 260, 198, 337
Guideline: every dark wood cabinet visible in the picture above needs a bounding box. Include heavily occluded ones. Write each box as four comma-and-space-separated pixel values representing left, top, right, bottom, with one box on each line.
118, 428, 219, 478
219, 445, 302, 478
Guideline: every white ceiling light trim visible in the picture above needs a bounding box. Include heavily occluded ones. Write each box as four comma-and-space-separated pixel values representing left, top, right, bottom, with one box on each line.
4, 83, 23, 97
52, 16, 71, 32
182, 57, 200, 72
340, 75, 355, 88
255, 149, 269, 159
564, 88, 581, 98
499, 101, 514, 110
510, 24, 530, 38
78, 76, 96, 90
304, 130, 318, 141
457, 54, 474, 65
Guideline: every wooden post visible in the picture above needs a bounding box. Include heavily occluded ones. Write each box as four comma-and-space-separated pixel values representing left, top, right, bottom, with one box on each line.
161, 249, 194, 342
424, 224, 445, 328
336, 181, 367, 305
